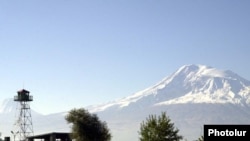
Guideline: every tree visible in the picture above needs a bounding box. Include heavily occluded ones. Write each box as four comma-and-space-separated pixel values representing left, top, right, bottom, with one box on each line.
65, 108, 111, 141
139, 112, 183, 141
196, 135, 204, 141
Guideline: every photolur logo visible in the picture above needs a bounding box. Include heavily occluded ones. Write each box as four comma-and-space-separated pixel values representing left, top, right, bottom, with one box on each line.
204, 125, 250, 141
208, 129, 247, 136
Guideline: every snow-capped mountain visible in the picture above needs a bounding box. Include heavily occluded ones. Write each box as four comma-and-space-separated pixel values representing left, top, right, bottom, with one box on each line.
86, 64, 250, 141
1, 64, 250, 141
88, 64, 250, 112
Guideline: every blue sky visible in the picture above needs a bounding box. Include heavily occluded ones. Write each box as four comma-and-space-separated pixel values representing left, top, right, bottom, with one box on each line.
0, 0, 249, 114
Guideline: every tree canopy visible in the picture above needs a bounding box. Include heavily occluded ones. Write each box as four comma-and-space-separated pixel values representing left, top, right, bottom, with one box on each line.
139, 112, 183, 141
65, 108, 111, 141
196, 135, 204, 141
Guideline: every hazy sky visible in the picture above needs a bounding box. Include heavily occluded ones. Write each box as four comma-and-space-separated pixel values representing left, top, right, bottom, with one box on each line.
0, 0, 249, 114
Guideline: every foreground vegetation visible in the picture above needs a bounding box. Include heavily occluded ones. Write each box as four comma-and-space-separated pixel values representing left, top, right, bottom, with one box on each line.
139, 112, 183, 141
65, 108, 111, 141
65, 108, 203, 141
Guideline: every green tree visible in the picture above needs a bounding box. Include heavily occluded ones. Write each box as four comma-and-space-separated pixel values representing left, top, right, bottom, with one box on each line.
65, 108, 111, 141
139, 112, 183, 141
196, 135, 204, 141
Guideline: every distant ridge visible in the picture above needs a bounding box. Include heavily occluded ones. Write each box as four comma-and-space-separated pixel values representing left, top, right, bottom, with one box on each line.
0, 98, 16, 114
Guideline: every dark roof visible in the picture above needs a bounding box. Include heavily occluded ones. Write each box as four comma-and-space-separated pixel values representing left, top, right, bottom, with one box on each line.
17, 89, 30, 94
27, 132, 71, 139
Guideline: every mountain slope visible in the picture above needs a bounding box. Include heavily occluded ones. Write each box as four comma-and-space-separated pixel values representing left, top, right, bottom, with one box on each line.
87, 64, 250, 141
1, 64, 250, 141
155, 64, 250, 105
88, 64, 250, 112
0, 98, 44, 137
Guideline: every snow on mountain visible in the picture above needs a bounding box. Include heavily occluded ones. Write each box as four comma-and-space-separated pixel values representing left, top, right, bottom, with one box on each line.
0, 98, 17, 114
88, 64, 250, 112
155, 64, 250, 105
87, 64, 250, 141
1, 64, 250, 141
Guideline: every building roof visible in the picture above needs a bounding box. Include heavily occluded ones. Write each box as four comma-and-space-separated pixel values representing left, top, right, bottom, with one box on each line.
17, 89, 30, 94
27, 132, 71, 140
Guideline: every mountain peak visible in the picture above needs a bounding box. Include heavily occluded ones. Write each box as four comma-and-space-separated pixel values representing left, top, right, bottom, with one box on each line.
89, 64, 250, 112
154, 64, 250, 105
174, 64, 228, 79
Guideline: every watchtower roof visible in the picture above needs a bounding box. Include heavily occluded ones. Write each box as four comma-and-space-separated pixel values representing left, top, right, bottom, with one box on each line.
17, 89, 30, 94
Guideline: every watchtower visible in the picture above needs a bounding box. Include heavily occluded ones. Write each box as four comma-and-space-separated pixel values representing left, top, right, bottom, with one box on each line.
13, 89, 34, 141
